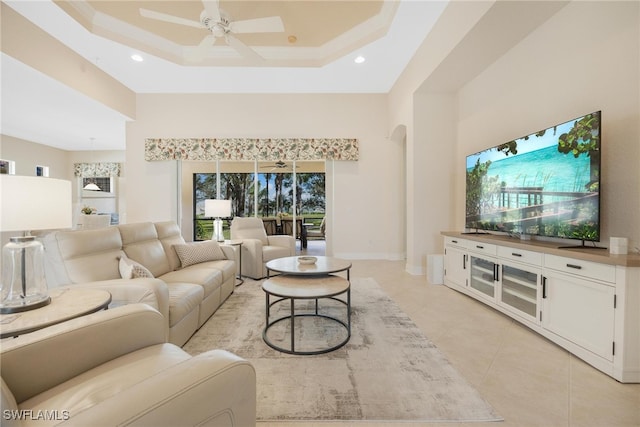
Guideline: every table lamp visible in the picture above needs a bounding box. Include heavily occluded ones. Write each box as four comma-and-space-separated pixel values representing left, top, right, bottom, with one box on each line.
205, 199, 231, 242
0, 175, 72, 313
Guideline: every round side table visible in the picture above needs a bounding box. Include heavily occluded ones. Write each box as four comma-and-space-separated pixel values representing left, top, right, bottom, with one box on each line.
224, 239, 244, 286
0, 288, 112, 339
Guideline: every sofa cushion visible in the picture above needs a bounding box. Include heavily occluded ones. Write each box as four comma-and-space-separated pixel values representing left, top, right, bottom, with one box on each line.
51, 227, 123, 284
230, 217, 269, 245
160, 268, 223, 299
173, 240, 226, 268
155, 222, 186, 272
1, 378, 19, 427
19, 344, 191, 426
119, 223, 172, 278
165, 283, 204, 328
119, 254, 154, 279
198, 260, 237, 283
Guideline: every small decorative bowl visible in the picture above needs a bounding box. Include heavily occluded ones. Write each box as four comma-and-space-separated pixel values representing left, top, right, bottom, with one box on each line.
297, 256, 317, 265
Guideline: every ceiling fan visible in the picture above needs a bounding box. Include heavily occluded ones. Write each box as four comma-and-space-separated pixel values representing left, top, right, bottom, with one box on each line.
139, 0, 284, 61
260, 161, 297, 171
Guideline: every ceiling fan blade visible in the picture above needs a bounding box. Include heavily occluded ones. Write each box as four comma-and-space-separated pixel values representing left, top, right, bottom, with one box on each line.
185, 34, 216, 62
198, 34, 216, 49
226, 35, 264, 61
201, 0, 222, 23
139, 8, 203, 29
230, 16, 284, 34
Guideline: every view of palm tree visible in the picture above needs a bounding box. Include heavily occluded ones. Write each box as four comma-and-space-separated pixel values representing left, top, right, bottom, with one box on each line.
193, 170, 325, 240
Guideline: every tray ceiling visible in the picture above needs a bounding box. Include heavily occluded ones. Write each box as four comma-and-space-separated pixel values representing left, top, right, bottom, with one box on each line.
54, 0, 391, 67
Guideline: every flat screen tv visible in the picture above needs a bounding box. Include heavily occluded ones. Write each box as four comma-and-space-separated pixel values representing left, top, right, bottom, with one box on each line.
465, 111, 601, 244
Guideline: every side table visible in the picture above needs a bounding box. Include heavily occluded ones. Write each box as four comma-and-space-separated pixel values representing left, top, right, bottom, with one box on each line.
224, 239, 244, 286
0, 288, 112, 339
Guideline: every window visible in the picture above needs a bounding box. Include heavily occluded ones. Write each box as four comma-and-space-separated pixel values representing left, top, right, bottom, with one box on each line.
82, 177, 112, 192
193, 161, 325, 240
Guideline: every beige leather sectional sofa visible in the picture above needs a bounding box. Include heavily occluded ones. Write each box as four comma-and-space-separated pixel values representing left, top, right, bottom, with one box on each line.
42, 221, 237, 346
1, 303, 256, 426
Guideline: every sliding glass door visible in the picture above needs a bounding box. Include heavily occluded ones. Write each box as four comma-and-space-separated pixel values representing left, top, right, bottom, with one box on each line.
193, 160, 325, 241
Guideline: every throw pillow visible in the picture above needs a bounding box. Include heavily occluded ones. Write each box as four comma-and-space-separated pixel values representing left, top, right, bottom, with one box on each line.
119, 254, 154, 279
174, 240, 226, 268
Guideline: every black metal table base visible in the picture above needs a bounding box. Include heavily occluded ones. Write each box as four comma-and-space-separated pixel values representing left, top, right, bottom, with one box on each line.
263, 292, 351, 355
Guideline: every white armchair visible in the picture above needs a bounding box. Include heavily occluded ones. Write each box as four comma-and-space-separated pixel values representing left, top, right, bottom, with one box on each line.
230, 217, 295, 279
0, 304, 256, 427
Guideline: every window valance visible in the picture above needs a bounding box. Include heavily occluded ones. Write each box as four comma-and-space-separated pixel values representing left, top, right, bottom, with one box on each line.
74, 162, 121, 177
144, 138, 359, 161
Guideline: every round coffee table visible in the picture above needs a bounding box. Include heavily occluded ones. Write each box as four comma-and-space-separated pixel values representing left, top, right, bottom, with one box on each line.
266, 256, 352, 279
263, 256, 352, 355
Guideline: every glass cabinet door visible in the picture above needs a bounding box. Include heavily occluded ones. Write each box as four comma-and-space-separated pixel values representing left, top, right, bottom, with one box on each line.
469, 256, 496, 299
500, 264, 539, 320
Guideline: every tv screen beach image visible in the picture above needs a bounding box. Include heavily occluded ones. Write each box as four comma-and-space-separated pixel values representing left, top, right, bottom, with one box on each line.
465, 112, 601, 242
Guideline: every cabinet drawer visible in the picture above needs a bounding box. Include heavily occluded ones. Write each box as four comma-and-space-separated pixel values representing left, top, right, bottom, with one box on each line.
466, 241, 497, 256
544, 254, 616, 283
444, 236, 466, 248
498, 246, 542, 266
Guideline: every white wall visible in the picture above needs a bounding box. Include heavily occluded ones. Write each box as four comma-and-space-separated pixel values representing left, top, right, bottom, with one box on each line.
389, 0, 639, 275
0, 135, 71, 179
0, 136, 125, 268
455, 0, 640, 249
126, 93, 405, 259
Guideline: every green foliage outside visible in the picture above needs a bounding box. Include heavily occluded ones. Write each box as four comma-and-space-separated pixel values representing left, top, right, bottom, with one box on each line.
466, 113, 600, 240
194, 171, 326, 241
465, 159, 501, 226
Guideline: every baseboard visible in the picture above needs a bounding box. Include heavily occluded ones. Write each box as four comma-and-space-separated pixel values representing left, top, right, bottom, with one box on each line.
333, 252, 406, 261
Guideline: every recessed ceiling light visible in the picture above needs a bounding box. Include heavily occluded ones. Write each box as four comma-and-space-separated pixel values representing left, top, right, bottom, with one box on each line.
131, 54, 144, 62
354, 55, 366, 64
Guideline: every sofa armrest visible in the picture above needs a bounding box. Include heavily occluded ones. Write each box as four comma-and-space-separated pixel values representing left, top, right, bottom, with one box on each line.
1, 304, 166, 404
220, 244, 236, 261
63, 349, 256, 427
238, 238, 263, 261
267, 235, 296, 253
238, 239, 263, 278
52, 278, 170, 320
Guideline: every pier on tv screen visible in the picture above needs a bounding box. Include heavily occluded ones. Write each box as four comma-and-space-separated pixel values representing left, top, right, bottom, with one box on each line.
465, 111, 601, 242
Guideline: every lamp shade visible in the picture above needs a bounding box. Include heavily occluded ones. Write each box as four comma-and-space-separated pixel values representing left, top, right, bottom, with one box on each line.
83, 182, 101, 191
204, 199, 231, 218
1, 175, 72, 232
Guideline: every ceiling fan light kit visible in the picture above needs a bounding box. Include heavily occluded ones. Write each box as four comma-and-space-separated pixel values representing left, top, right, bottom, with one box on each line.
140, 0, 284, 61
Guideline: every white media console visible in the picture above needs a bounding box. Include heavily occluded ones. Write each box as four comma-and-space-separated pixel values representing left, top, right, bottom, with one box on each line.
441, 231, 640, 383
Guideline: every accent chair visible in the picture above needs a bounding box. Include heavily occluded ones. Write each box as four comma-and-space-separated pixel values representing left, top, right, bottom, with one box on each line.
230, 217, 295, 279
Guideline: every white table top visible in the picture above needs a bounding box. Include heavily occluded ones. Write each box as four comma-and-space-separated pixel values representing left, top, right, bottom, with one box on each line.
266, 256, 351, 276
0, 288, 111, 339
224, 239, 243, 245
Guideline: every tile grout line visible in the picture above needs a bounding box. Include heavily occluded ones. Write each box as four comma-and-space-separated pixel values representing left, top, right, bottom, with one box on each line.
479, 317, 514, 389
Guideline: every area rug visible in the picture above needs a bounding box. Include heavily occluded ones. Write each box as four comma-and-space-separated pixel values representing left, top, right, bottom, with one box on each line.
183, 277, 502, 422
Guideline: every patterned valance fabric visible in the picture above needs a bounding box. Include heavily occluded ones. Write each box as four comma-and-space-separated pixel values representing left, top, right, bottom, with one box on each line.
144, 138, 359, 161
74, 162, 121, 177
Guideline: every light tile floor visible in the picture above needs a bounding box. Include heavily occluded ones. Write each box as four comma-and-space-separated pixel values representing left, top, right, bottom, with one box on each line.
260, 253, 640, 427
